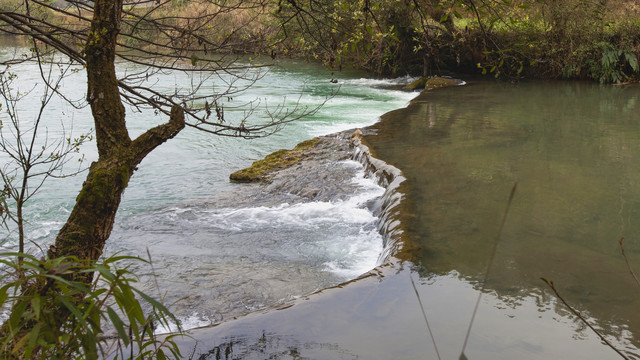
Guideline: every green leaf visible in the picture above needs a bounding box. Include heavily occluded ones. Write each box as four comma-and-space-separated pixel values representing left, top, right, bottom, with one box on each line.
0, 252, 38, 262
11, 334, 29, 357
157, 348, 167, 360
0, 284, 11, 306
93, 263, 115, 281
9, 300, 28, 333
625, 52, 639, 72
58, 295, 89, 329
31, 296, 41, 321
25, 323, 41, 358
133, 288, 179, 328
103, 255, 147, 265
107, 307, 130, 347
118, 285, 146, 331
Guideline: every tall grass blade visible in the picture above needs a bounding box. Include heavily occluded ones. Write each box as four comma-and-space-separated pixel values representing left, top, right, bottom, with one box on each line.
460, 182, 517, 359
410, 273, 441, 360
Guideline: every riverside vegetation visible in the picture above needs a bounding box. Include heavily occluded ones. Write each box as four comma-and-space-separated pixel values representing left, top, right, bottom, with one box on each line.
4, 0, 640, 82
1, 0, 640, 359
153, 0, 640, 82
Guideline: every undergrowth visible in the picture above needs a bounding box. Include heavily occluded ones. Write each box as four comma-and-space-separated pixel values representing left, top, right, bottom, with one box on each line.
0, 252, 184, 359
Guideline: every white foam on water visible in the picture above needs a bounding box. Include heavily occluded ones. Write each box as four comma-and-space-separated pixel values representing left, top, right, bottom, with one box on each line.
192, 200, 376, 232
152, 160, 386, 282
305, 118, 381, 137
342, 75, 418, 87
319, 162, 385, 278
188, 164, 383, 234
264, 75, 420, 139
321, 226, 383, 278
155, 312, 212, 335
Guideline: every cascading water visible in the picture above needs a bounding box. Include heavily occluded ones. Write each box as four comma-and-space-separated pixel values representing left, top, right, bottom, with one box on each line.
0, 48, 418, 330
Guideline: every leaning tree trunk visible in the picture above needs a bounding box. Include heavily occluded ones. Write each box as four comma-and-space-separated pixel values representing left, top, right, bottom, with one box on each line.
48, 0, 185, 263
0, 1, 184, 356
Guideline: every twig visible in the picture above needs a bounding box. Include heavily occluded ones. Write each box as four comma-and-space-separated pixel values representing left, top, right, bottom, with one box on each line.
460, 182, 517, 359
618, 237, 640, 290
541, 277, 630, 360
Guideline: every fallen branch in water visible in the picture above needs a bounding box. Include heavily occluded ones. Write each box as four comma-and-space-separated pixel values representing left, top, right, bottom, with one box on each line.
540, 277, 630, 360
619, 237, 640, 290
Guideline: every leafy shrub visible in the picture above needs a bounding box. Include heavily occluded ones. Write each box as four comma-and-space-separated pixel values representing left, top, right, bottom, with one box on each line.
0, 252, 184, 359
591, 42, 639, 83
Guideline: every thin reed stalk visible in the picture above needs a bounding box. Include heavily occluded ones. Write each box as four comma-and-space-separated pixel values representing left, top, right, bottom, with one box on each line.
410, 273, 442, 360
459, 182, 517, 360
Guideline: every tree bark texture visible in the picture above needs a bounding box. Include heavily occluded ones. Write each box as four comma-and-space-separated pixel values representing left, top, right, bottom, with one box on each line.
49, 0, 186, 262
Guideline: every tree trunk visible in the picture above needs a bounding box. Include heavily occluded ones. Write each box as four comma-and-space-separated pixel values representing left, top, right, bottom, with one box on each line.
48, 0, 185, 263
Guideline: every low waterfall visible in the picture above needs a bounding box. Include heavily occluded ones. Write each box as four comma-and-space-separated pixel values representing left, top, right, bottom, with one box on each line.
350, 130, 411, 265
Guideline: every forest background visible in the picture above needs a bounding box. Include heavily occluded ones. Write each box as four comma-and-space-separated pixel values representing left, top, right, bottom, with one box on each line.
7, 0, 640, 83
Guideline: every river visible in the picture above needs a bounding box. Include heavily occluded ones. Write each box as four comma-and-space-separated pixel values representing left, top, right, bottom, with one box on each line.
3, 44, 640, 359
182, 79, 640, 360
0, 48, 415, 328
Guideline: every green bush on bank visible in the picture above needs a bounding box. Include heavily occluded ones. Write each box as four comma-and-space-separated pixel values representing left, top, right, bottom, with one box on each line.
270, 0, 640, 83
0, 253, 183, 359
464, 2, 640, 83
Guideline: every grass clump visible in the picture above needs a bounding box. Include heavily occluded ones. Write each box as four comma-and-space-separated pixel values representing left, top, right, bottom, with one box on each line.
230, 138, 320, 182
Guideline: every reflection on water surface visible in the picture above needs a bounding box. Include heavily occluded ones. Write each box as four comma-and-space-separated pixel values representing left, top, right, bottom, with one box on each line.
366, 80, 640, 357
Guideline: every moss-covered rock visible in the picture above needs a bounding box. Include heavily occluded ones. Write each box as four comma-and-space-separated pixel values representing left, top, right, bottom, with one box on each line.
404, 76, 462, 91
405, 77, 428, 90
229, 138, 321, 182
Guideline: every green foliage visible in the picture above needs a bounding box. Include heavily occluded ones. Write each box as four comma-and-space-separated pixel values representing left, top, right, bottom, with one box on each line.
591, 42, 639, 83
0, 253, 184, 359
454, 0, 640, 82
273, 0, 640, 82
